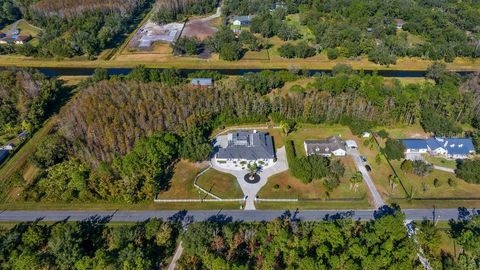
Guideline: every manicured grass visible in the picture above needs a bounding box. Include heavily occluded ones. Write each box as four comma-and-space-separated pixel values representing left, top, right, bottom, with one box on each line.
424, 155, 458, 169
242, 50, 270, 60
375, 124, 429, 139
157, 160, 210, 199
196, 169, 244, 199
0, 201, 243, 210
255, 200, 372, 210
285, 14, 315, 41
258, 157, 367, 201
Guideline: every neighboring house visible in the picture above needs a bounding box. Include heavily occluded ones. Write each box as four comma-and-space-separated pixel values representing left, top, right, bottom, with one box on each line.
15, 35, 31, 45
190, 78, 213, 89
394, 19, 405, 30
216, 130, 276, 165
0, 32, 6, 38
232, 15, 254, 26
362, 132, 371, 138
304, 136, 346, 157
403, 137, 476, 159
0, 150, 9, 166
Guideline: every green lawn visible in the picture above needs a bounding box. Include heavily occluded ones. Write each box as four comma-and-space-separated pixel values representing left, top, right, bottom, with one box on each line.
255, 200, 372, 210
196, 169, 244, 199
258, 155, 369, 207
424, 155, 458, 169
156, 160, 211, 199
0, 201, 243, 211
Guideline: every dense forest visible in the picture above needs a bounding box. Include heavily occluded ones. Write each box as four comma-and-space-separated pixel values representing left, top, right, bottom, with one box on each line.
0, 0, 21, 29
0, 207, 478, 269
153, 0, 219, 24
0, 69, 63, 142
0, 218, 178, 269
0, 0, 154, 58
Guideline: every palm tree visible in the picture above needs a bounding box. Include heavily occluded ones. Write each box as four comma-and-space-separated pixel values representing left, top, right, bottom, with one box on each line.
247, 162, 258, 179
350, 172, 363, 192
388, 174, 400, 192
279, 120, 291, 135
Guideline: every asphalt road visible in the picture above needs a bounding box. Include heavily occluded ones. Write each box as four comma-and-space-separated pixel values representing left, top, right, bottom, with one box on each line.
0, 208, 476, 222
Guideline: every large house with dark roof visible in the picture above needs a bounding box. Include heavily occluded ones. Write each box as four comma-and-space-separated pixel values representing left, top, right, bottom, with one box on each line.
304, 136, 346, 157
403, 137, 476, 159
216, 131, 276, 165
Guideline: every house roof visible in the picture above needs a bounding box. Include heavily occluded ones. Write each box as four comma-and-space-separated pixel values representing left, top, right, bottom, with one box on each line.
191, 78, 213, 86
0, 150, 9, 165
217, 131, 275, 160
15, 35, 31, 42
402, 139, 428, 150
403, 137, 475, 156
305, 136, 346, 156
233, 15, 254, 22
426, 137, 475, 155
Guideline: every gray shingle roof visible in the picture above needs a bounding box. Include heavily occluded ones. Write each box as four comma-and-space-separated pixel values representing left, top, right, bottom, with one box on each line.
217, 131, 275, 160
305, 136, 345, 156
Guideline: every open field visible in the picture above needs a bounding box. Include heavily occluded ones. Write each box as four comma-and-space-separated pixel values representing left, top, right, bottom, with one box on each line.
2, 53, 480, 71
156, 160, 210, 199
196, 169, 244, 199
424, 155, 458, 169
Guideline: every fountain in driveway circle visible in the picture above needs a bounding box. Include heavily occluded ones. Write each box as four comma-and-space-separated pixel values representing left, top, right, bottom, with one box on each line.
244, 173, 260, 184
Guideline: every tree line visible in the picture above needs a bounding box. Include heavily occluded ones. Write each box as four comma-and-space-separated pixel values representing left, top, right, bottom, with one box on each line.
153, 0, 219, 24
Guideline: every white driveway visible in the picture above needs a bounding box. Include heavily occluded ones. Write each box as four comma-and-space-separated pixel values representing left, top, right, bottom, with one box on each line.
347, 149, 385, 209
211, 147, 289, 210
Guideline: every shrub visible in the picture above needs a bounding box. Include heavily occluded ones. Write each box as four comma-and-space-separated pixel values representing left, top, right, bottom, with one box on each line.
433, 178, 441, 187
382, 138, 405, 160
447, 178, 456, 187
412, 160, 433, 177
273, 184, 280, 190
456, 160, 480, 184
327, 48, 338, 60
401, 160, 414, 173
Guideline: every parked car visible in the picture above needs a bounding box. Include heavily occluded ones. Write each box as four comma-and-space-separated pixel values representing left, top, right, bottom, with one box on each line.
360, 156, 368, 163
365, 165, 372, 172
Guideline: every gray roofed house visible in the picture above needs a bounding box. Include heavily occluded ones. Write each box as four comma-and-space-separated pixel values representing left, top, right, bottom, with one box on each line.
216, 131, 275, 162
0, 149, 9, 166
304, 136, 346, 157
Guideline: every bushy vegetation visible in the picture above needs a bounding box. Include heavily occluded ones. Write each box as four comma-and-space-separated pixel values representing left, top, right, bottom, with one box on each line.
181, 207, 417, 268
153, 0, 219, 24
278, 42, 316, 59
0, 69, 63, 139
456, 159, 480, 184
0, 0, 21, 29
0, 218, 178, 269
382, 138, 405, 161
285, 140, 344, 184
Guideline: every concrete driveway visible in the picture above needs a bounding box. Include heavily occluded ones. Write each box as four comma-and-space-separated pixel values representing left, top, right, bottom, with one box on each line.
347, 149, 385, 208
211, 147, 289, 210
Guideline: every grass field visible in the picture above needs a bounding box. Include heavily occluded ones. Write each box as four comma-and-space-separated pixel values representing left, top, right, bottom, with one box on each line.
2, 51, 480, 71
424, 155, 458, 169
255, 200, 372, 210
0, 201, 243, 210
196, 169, 244, 199
156, 160, 210, 199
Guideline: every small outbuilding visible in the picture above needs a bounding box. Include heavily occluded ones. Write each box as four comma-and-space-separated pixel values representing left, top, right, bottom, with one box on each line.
394, 19, 405, 30
345, 140, 358, 149
232, 15, 254, 26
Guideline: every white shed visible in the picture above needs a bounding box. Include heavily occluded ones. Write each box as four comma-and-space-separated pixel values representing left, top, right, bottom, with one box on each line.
346, 140, 358, 149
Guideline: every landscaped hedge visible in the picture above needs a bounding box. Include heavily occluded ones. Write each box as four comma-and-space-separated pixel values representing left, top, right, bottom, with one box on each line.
285, 140, 330, 183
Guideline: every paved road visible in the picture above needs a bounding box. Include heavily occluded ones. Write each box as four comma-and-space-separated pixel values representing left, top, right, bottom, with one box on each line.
0, 208, 475, 222
348, 149, 385, 208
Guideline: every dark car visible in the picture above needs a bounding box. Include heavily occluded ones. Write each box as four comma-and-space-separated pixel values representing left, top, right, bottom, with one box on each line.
365, 165, 372, 172
360, 155, 368, 163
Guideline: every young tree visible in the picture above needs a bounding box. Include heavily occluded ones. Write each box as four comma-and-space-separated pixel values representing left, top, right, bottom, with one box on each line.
382, 138, 405, 160
350, 171, 363, 192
